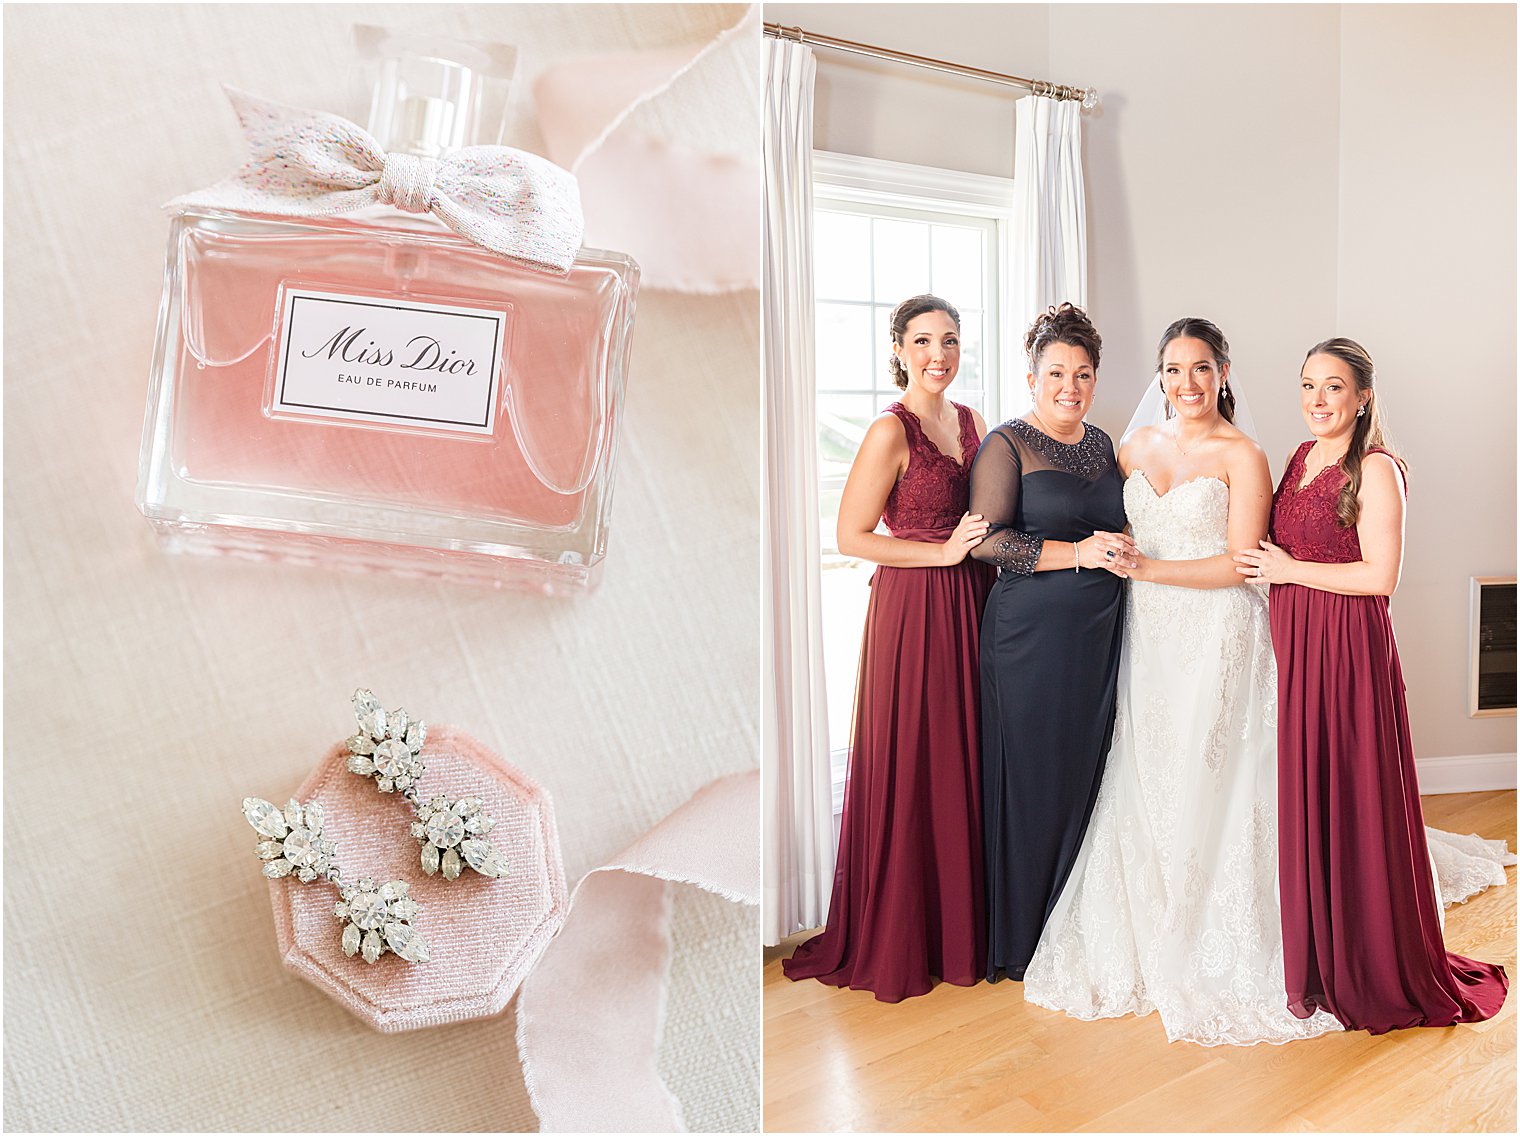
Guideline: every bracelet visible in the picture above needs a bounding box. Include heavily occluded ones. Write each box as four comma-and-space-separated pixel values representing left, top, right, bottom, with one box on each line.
1072, 541, 1080, 573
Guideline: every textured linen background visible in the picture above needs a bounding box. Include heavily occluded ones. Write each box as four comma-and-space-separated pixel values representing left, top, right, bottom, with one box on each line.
2, 5, 760, 1131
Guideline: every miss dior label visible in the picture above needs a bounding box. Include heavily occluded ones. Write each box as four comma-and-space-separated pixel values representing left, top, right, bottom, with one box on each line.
271, 287, 508, 436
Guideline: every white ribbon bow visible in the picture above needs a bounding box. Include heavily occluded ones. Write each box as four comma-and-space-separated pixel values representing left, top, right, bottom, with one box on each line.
169, 87, 584, 274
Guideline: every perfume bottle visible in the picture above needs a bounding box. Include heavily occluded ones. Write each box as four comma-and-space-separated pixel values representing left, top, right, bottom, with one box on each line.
137, 43, 638, 595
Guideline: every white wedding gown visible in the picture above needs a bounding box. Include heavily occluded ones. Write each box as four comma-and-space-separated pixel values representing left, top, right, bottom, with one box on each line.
1023, 472, 1512, 1046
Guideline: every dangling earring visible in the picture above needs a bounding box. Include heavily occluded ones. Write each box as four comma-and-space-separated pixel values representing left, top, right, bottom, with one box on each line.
241, 796, 432, 964
1356, 405, 1366, 418
346, 690, 510, 880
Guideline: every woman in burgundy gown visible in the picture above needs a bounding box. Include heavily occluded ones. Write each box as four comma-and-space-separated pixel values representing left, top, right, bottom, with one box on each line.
783, 294, 996, 1002
1237, 337, 1507, 1033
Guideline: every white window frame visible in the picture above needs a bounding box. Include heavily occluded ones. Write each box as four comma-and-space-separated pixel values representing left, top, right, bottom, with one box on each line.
812, 151, 1015, 811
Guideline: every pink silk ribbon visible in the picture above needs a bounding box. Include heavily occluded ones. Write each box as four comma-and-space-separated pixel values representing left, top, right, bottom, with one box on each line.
169, 87, 584, 273
517, 769, 759, 1132
532, 5, 761, 292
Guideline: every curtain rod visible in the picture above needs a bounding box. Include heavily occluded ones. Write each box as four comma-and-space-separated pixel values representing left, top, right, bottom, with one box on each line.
764, 22, 1096, 107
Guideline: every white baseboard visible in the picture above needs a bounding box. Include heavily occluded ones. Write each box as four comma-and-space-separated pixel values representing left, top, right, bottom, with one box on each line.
1416, 753, 1518, 794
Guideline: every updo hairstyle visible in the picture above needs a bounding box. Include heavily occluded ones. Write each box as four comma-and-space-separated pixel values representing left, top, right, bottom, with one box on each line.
887, 294, 961, 391
1155, 317, 1236, 423
1025, 302, 1101, 371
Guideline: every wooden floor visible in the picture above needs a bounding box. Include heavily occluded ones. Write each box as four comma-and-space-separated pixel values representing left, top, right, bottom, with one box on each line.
764, 791, 1517, 1133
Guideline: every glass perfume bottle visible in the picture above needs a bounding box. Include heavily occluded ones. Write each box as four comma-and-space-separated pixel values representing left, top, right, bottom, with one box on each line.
137, 44, 638, 595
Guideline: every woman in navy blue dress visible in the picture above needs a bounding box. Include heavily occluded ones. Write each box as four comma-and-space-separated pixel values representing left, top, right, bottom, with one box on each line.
969, 303, 1133, 981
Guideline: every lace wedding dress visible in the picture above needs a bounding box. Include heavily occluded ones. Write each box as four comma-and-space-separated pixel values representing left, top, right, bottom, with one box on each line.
1429, 829, 1515, 907
1023, 471, 1512, 1044
1023, 472, 1336, 1044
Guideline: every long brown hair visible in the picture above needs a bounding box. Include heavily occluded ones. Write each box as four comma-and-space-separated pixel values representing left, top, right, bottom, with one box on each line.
1303, 337, 1406, 527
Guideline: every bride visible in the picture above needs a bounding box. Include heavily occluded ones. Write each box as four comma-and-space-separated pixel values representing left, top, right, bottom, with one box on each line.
1023, 318, 1511, 1045
1022, 317, 1335, 1044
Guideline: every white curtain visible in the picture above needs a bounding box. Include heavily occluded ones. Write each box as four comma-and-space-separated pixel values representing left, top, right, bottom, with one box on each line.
1006, 95, 1088, 414
761, 36, 835, 947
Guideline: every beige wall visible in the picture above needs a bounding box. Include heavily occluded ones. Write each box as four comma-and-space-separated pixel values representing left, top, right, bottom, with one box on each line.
1335, 4, 1517, 759
770, 2, 1517, 762
1046, 4, 1343, 462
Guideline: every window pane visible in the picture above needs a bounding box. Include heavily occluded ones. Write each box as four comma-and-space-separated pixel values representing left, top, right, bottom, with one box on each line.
822, 558, 875, 760
931, 224, 984, 308
816, 302, 874, 392
871, 217, 930, 305
814, 210, 871, 301
873, 304, 898, 397
817, 482, 844, 536
817, 392, 876, 487
958, 309, 984, 391
956, 389, 987, 418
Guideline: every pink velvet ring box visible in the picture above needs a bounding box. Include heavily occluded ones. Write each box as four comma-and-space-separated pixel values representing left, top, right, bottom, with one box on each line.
269, 726, 568, 1032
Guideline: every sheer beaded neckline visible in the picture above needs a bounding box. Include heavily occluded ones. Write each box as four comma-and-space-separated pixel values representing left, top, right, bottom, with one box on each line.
1015, 415, 1087, 447
1006, 417, 1111, 480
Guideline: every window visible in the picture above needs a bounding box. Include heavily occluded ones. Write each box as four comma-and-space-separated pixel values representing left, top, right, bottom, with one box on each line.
812, 153, 1014, 804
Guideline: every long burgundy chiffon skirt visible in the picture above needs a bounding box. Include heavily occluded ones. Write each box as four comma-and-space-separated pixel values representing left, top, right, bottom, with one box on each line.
1272, 584, 1508, 1033
783, 558, 993, 1002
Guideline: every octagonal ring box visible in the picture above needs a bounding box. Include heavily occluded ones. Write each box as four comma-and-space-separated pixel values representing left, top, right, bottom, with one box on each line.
268, 726, 568, 1032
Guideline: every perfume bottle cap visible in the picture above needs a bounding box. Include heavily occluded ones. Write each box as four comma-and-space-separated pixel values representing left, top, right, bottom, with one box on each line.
369, 54, 478, 159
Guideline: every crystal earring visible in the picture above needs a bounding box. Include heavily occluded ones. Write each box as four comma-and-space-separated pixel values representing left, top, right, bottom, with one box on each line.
344, 689, 509, 881
241, 796, 430, 964
1357, 405, 1366, 417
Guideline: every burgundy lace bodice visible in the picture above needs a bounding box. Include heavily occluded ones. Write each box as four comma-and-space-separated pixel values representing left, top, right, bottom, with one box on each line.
1270, 441, 1403, 564
881, 402, 981, 541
